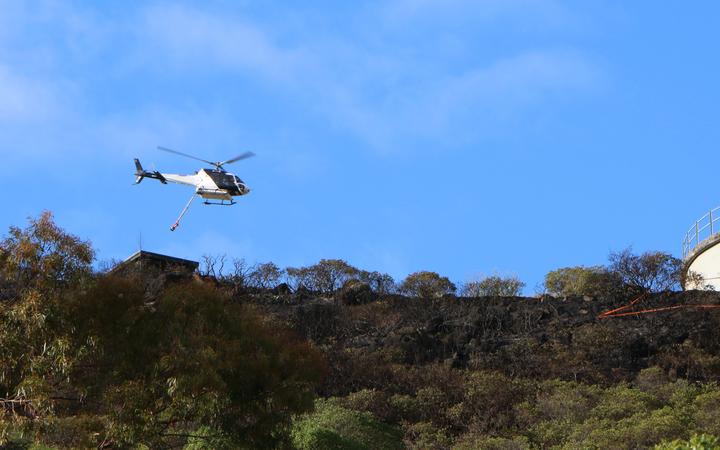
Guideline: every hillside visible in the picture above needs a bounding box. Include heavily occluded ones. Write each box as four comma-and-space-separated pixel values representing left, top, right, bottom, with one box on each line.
245, 290, 720, 392
3, 214, 720, 449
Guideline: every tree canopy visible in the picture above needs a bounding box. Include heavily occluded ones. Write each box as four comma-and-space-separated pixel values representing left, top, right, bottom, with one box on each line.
0, 213, 325, 449
399, 271, 456, 299
462, 275, 525, 297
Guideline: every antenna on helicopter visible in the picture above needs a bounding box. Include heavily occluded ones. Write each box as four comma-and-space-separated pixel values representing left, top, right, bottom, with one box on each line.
157, 146, 255, 172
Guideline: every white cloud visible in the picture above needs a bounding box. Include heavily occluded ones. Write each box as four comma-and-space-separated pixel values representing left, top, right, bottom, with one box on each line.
424, 49, 598, 120
0, 65, 60, 121
96, 106, 251, 159
139, 4, 306, 82
382, 0, 574, 27
134, 3, 601, 150
0, 1, 602, 158
309, 50, 599, 148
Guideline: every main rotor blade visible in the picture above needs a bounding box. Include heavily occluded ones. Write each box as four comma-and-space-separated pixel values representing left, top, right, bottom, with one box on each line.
221, 151, 256, 166
157, 146, 216, 166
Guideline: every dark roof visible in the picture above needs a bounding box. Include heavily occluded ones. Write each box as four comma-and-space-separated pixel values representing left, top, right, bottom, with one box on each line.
112, 250, 199, 273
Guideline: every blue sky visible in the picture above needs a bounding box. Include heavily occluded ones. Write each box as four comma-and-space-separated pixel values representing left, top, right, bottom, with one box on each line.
1, 1, 719, 292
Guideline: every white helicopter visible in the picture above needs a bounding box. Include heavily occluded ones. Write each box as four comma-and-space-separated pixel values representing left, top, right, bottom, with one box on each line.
134, 146, 255, 231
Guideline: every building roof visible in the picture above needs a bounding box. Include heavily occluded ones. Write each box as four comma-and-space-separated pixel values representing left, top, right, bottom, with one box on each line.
111, 250, 199, 273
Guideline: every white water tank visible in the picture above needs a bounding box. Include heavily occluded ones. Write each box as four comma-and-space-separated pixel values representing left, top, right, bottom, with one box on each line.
683, 207, 720, 290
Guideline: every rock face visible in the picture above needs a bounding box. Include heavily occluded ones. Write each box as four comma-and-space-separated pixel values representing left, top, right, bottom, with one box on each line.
251, 291, 720, 388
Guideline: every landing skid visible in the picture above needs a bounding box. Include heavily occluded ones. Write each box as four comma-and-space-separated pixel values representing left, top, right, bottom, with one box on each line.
203, 199, 236, 206
169, 195, 236, 231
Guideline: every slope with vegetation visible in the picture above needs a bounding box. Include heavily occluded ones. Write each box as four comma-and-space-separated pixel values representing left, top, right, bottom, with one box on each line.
2, 212, 720, 449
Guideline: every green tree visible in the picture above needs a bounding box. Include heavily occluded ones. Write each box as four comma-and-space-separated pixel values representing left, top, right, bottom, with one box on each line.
402, 421, 452, 450
590, 384, 659, 422
694, 391, 720, 436
462, 275, 525, 297
287, 259, 360, 294
291, 399, 404, 450
0, 212, 96, 448
4, 278, 325, 449
0, 214, 325, 449
543, 266, 623, 297
247, 261, 284, 289
0, 210, 94, 294
447, 371, 529, 434
453, 433, 530, 450
655, 434, 720, 450
399, 271, 456, 298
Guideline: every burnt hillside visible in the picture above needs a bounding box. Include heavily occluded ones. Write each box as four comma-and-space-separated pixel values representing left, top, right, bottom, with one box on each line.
246, 290, 720, 390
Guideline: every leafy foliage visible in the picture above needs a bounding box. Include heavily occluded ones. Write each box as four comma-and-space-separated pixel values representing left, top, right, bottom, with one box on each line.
291, 399, 404, 450
247, 261, 285, 289
5, 212, 720, 449
0, 214, 325, 449
0, 210, 94, 295
462, 275, 525, 297
543, 265, 624, 297
655, 434, 720, 450
287, 259, 360, 294
399, 271, 456, 298
2, 277, 325, 448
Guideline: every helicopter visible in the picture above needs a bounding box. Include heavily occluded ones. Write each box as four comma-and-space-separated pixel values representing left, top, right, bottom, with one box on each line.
134, 146, 255, 231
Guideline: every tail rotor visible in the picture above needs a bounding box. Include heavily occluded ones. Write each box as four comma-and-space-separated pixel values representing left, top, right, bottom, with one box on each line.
133, 158, 167, 184
134, 159, 145, 184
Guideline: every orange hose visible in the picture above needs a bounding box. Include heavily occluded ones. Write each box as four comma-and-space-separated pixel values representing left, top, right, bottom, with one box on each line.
598, 293, 720, 319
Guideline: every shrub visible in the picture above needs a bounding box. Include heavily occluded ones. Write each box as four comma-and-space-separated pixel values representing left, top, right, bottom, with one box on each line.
655, 434, 720, 450
399, 271, 456, 298
291, 399, 404, 450
287, 259, 360, 294
339, 389, 395, 423
402, 422, 453, 450
608, 248, 682, 292
635, 367, 673, 400
247, 261, 284, 289
531, 380, 601, 423
72, 281, 324, 448
448, 371, 529, 434
564, 406, 689, 449
694, 391, 720, 437
543, 266, 623, 297
462, 275, 525, 297
453, 433, 531, 450
590, 384, 659, 421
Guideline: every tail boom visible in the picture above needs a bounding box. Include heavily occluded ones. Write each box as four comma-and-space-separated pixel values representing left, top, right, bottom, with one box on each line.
134, 158, 167, 184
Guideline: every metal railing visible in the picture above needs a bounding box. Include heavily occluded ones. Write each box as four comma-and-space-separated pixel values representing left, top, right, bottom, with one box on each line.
682, 206, 720, 259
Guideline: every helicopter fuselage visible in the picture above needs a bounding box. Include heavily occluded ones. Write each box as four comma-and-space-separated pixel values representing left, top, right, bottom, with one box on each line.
161, 169, 250, 201
134, 148, 255, 230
